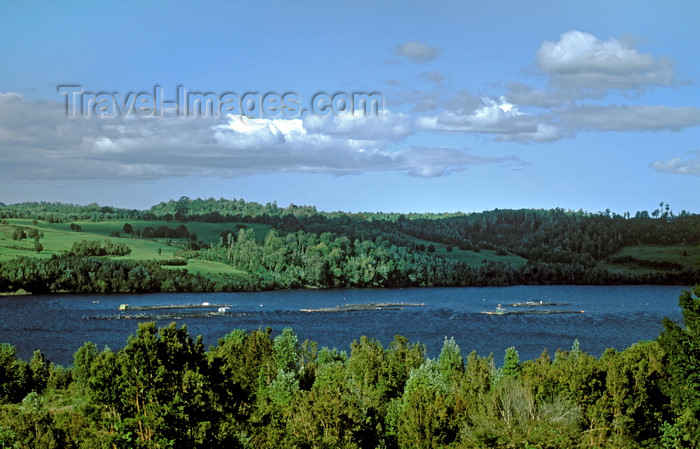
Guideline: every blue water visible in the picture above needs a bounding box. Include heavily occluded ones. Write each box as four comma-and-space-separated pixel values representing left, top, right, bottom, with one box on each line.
0, 285, 687, 366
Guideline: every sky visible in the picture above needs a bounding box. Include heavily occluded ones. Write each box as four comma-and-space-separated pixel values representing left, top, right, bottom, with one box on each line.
1, 1, 699, 215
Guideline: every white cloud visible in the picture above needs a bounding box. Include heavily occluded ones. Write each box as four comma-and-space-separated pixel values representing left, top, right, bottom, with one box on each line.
537, 30, 675, 90
0, 93, 513, 182
393, 40, 442, 63
406, 31, 694, 143
650, 152, 700, 176
302, 111, 412, 142
415, 96, 560, 143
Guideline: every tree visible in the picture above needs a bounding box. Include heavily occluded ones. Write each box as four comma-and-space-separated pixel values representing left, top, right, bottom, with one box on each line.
436, 337, 464, 381
88, 322, 233, 448
28, 350, 50, 394
123, 223, 133, 234
72, 341, 98, 390
0, 343, 29, 403
394, 359, 457, 448
658, 285, 700, 446
287, 360, 365, 448
596, 342, 669, 446
500, 346, 520, 379
273, 327, 300, 374
11, 227, 25, 241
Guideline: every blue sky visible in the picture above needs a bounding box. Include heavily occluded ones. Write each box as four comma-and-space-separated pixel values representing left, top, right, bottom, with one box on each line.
1, 1, 699, 214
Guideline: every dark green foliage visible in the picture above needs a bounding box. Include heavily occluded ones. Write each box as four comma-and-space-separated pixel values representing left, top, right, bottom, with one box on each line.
658, 285, 700, 447
87, 322, 239, 448
158, 258, 188, 266
72, 341, 98, 389
596, 341, 669, 446
500, 346, 520, 379
140, 224, 192, 239
0, 254, 220, 294
28, 350, 50, 394
70, 239, 131, 257
0, 343, 29, 403
11, 227, 26, 241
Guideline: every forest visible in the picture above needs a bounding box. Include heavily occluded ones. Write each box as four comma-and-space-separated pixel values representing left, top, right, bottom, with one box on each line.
0, 197, 699, 294
0, 285, 697, 448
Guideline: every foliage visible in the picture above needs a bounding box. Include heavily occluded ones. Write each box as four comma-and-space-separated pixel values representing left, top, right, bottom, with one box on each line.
658, 285, 700, 447
70, 239, 131, 257
0, 255, 221, 294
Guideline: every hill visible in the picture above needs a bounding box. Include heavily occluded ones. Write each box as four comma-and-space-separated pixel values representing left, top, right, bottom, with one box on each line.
1, 198, 699, 294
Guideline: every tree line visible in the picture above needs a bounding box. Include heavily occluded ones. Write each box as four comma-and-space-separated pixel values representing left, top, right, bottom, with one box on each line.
0, 286, 699, 448
1, 229, 698, 296
184, 228, 700, 290
0, 255, 228, 294
2, 197, 700, 294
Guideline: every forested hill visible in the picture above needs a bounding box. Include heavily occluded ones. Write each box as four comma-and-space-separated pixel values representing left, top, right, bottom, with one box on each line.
1, 198, 699, 293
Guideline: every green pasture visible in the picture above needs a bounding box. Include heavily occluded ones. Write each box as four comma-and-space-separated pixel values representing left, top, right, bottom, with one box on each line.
25, 220, 272, 245
401, 234, 528, 268
164, 259, 250, 283
601, 244, 700, 274
0, 219, 270, 281
0, 220, 177, 260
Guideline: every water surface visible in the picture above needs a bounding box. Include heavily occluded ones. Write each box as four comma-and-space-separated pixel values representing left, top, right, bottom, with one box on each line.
0, 285, 686, 366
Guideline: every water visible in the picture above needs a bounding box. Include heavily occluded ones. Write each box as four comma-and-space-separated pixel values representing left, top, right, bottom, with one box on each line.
0, 285, 687, 366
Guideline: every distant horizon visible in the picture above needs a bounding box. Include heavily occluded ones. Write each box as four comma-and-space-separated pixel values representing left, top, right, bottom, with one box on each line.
2, 194, 694, 217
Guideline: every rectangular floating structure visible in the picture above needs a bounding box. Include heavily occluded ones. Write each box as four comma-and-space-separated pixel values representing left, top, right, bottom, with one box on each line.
481, 309, 584, 315
300, 302, 424, 313
118, 303, 232, 311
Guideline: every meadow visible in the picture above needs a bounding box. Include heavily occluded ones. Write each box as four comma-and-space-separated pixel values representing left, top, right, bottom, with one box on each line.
0, 219, 271, 281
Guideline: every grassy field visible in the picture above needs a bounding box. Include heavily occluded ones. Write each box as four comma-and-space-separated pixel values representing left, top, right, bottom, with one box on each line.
162, 259, 250, 283
401, 234, 529, 268
0, 219, 271, 282
601, 245, 700, 274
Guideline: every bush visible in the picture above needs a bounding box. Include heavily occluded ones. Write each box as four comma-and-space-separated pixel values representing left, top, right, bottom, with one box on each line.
70, 240, 131, 257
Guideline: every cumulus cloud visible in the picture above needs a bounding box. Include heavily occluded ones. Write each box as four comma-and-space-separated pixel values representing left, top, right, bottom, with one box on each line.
650, 152, 700, 176
537, 30, 675, 90
393, 40, 442, 63
415, 96, 560, 143
0, 93, 513, 182
406, 30, 697, 144
302, 111, 412, 142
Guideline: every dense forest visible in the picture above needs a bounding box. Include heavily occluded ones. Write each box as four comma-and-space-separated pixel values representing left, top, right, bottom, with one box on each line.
0, 285, 697, 448
1, 197, 699, 294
